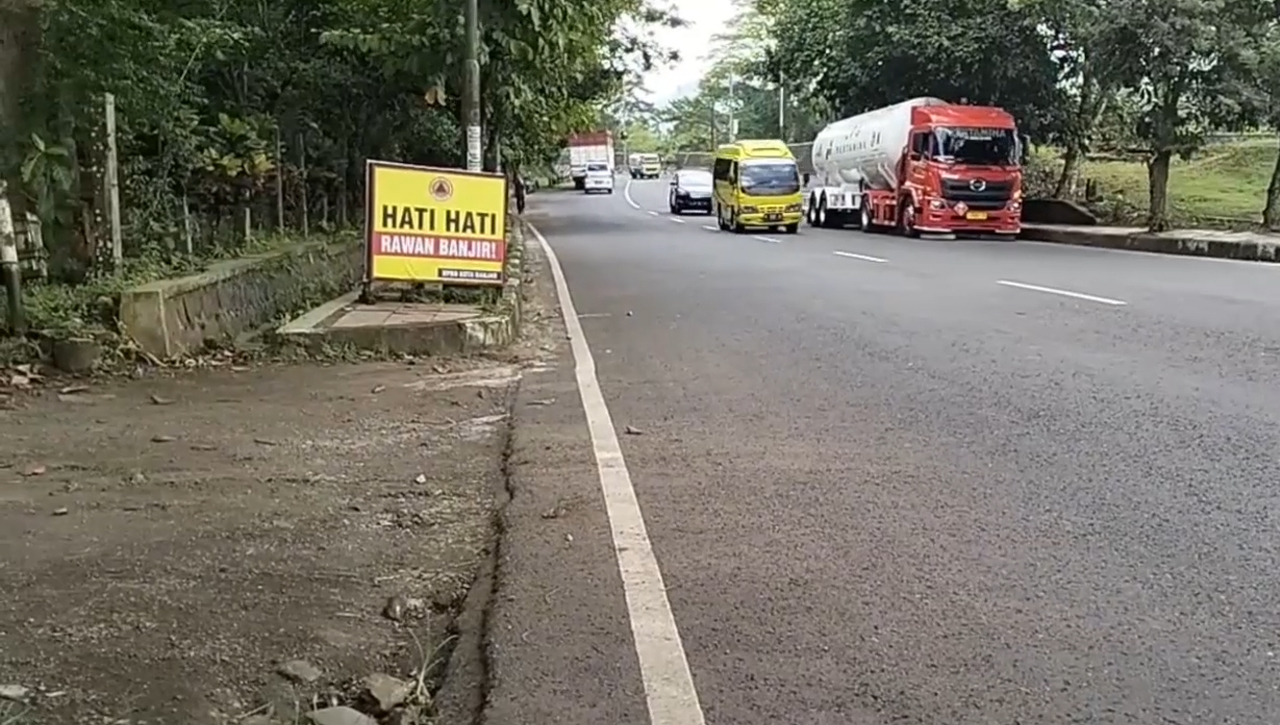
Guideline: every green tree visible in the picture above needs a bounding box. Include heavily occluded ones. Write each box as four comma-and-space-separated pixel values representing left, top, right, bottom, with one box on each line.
763, 0, 1063, 135
1016, 0, 1133, 196
1104, 0, 1270, 230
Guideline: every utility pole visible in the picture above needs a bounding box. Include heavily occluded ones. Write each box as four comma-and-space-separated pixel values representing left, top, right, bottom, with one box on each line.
104, 93, 123, 270
727, 75, 736, 143
0, 182, 23, 334
709, 102, 717, 151
463, 0, 482, 171
778, 74, 786, 141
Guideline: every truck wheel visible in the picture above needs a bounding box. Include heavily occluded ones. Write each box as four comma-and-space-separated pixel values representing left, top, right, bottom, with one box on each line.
716, 204, 730, 231
859, 197, 873, 233
784, 223, 799, 234
898, 200, 919, 237
731, 209, 746, 234
816, 197, 829, 229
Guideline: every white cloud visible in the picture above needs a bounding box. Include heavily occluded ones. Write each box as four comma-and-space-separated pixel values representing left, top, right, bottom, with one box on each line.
641, 0, 737, 104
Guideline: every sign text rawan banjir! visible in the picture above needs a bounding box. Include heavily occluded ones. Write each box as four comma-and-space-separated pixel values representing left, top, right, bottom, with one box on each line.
364, 161, 508, 286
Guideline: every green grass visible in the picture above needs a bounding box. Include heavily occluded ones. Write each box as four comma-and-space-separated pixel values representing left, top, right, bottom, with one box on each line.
1033, 138, 1278, 226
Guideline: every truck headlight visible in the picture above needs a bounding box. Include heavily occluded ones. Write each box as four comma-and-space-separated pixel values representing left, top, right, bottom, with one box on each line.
929, 199, 946, 210
785, 203, 802, 212
741, 206, 758, 214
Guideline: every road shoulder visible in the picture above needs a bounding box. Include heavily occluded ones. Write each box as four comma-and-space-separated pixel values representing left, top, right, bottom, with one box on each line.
478, 223, 650, 725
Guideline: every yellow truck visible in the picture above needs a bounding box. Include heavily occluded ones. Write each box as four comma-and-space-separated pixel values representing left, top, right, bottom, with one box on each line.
711, 140, 803, 234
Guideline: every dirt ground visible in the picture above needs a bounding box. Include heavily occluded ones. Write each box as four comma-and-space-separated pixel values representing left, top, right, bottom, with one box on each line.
0, 346, 540, 724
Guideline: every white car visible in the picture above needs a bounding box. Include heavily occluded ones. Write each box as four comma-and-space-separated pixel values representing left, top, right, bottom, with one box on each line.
583, 162, 614, 194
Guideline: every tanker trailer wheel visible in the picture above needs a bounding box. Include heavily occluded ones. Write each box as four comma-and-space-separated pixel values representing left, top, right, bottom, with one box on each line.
806, 193, 820, 227
816, 196, 830, 228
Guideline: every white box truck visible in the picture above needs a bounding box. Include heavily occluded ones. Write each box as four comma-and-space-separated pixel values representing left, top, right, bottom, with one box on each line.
568, 131, 615, 190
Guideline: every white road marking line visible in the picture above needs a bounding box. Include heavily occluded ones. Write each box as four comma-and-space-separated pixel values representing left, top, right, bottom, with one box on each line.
526, 221, 707, 725
996, 279, 1126, 306
753, 235, 781, 243
669, 217, 685, 224
623, 177, 641, 209
833, 251, 887, 263
701, 225, 718, 231
647, 210, 660, 216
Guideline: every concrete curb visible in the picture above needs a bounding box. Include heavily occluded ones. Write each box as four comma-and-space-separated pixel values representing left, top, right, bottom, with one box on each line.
275, 219, 527, 356
1020, 224, 1280, 262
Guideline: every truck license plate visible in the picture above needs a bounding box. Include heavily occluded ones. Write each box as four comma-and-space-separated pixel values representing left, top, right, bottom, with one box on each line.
765, 213, 782, 222
965, 211, 988, 221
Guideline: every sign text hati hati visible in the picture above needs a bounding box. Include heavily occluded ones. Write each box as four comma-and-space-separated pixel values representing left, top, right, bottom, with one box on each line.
380, 204, 501, 237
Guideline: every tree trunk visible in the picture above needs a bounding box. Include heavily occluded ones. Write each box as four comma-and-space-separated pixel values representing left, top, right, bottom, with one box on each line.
0, 0, 39, 174
1053, 144, 1083, 198
1146, 149, 1173, 232
1263, 136, 1280, 231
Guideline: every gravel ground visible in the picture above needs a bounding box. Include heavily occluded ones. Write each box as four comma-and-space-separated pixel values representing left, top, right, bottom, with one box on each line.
0, 352, 524, 725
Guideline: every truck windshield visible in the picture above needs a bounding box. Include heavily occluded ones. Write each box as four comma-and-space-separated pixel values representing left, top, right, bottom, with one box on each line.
739, 161, 800, 195
933, 127, 1018, 166
587, 163, 609, 172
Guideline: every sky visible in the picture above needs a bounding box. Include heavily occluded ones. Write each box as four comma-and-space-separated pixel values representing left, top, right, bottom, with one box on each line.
640, 0, 737, 105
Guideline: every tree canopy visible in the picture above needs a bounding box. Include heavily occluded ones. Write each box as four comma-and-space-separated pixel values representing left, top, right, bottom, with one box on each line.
0, 0, 675, 285
649, 0, 1280, 231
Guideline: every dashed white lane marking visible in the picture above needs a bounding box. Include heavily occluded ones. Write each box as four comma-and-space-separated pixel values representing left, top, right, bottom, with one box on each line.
701, 225, 718, 232
996, 279, 1126, 306
833, 250, 887, 263
647, 211, 660, 216
753, 235, 781, 243
526, 221, 707, 725
623, 177, 641, 209
669, 217, 685, 224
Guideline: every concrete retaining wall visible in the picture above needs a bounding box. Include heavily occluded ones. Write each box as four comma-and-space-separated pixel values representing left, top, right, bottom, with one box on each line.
120, 236, 362, 358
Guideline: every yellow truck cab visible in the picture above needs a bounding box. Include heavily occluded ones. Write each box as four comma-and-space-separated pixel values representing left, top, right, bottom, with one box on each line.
712, 140, 803, 234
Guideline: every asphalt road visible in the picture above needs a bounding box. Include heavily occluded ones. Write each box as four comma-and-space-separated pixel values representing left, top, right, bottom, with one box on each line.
485, 176, 1280, 725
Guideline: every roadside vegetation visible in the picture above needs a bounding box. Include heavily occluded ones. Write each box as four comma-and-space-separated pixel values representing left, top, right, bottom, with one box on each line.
1030, 137, 1279, 228
0, 0, 678, 361
615, 0, 1280, 233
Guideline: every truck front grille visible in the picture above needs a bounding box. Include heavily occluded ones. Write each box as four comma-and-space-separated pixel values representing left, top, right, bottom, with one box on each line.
942, 179, 1013, 209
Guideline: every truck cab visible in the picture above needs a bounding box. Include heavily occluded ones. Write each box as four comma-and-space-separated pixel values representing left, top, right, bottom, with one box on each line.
888, 106, 1021, 235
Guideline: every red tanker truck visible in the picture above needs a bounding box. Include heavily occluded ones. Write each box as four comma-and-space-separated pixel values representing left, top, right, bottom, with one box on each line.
806, 97, 1023, 237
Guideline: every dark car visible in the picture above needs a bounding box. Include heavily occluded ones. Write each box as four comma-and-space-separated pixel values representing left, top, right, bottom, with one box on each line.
668, 170, 713, 215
